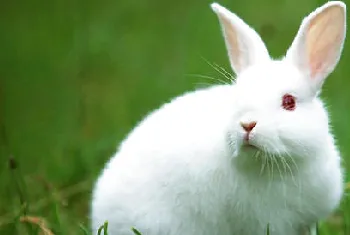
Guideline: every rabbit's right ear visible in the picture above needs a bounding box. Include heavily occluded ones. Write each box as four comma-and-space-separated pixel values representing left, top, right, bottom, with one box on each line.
211, 3, 270, 75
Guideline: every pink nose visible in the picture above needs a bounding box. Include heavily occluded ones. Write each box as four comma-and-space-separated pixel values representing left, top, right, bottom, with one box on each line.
240, 121, 257, 132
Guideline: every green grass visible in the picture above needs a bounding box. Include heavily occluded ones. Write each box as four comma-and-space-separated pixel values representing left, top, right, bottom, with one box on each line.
1, 0, 350, 234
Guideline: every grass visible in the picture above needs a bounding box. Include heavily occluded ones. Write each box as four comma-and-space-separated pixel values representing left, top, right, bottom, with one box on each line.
2, 162, 350, 235
2, 158, 350, 235
1, 0, 350, 234
2, 172, 350, 235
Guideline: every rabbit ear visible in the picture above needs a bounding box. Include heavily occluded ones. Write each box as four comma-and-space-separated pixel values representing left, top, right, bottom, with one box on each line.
285, 1, 346, 91
211, 3, 270, 75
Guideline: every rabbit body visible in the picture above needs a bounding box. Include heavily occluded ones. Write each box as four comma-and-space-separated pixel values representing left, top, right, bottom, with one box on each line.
91, 2, 346, 235
91, 83, 342, 235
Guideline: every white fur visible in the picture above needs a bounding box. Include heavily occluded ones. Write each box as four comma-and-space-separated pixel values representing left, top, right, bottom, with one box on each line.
91, 2, 346, 235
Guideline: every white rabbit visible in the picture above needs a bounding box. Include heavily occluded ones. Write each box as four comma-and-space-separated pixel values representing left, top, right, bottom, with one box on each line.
90, 1, 347, 235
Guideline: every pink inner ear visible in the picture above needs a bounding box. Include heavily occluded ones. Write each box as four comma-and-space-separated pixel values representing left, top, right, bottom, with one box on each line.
309, 36, 340, 79
306, 5, 345, 81
310, 59, 323, 79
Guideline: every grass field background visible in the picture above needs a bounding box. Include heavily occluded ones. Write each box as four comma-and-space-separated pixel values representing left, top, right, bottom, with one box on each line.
1, 0, 350, 234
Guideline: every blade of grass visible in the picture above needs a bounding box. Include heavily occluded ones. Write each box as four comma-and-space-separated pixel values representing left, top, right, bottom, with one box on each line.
51, 189, 64, 235
20, 216, 54, 235
78, 223, 90, 235
8, 156, 37, 234
131, 227, 142, 235
0, 180, 90, 227
97, 221, 108, 235
343, 195, 350, 235
310, 223, 318, 235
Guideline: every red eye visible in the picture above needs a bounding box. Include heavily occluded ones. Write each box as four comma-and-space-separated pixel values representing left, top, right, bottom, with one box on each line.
282, 94, 296, 111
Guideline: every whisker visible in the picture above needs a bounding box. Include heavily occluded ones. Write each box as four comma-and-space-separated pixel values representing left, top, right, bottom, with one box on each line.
281, 148, 302, 210
261, 151, 271, 186
264, 146, 273, 181
212, 62, 236, 82
185, 73, 228, 85
285, 152, 300, 177
279, 153, 287, 173
280, 148, 298, 186
200, 57, 234, 83
264, 140, 292, 210
262, 142, 276, 179
281, 155, 296, 186
265, 140, 284, 182
253, 150, 259, 161
193, 82, 218, 88
259, 152, 267, 176
274, 151, 288, 209
273, 154, 284, 182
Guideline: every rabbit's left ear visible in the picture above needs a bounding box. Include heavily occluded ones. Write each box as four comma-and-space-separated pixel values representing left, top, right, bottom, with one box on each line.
285, 1, 346, 91
211, 3, 270, 75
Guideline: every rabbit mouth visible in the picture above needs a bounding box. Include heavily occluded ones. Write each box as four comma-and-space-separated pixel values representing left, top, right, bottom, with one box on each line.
241, 141, 260, 151
243, 143, 258, 149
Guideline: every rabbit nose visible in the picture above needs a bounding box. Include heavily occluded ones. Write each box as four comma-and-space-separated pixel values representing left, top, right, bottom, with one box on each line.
240, 121, 257, 132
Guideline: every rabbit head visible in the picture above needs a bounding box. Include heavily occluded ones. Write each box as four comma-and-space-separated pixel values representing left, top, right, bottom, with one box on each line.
211, 2, 346, 159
